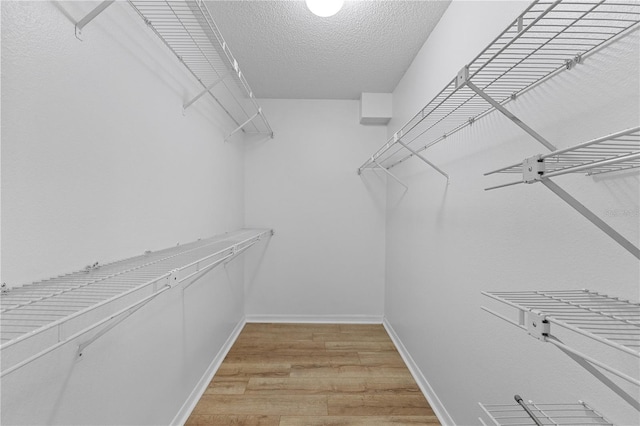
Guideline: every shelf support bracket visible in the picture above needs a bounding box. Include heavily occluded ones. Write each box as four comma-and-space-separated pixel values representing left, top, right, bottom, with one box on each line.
456, 65, 557, 152
183, 72, 230, 111
225, 109, 261, 142
397, 140, 449, 181
75, 0, 115, 40
541, 179, 640, 259
76, 280, 171, 358
372, 159, 408, 190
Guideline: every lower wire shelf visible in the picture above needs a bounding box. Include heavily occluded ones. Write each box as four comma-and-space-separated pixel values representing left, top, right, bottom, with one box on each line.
479, 397, 613, 426
481, 289, 640, 388
0, 228, 273, 376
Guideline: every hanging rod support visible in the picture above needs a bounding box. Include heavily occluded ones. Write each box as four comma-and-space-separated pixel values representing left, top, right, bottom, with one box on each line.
397, 140, 449, 181
75, 0, 115, 40
373, 159, 408, 190
77, 285, 168, 357
183, 72, 230, 111
457, 67, 557, 151
541, 179, 640, 259
225, 110, 261, 142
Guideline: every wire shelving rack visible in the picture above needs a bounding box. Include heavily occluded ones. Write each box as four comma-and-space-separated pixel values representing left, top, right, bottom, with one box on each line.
485, 127, 640, 187
0, 228, 272, 377
75, 1, 273, 140
482, 289, 640, 388
479, 399, 613, 425
483, 126, 640, 259
357, 0, 640, 179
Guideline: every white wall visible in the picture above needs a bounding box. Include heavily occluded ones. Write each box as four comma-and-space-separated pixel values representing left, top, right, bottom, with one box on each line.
1, 0, 245, 287
244, 99, 387, 321
1, 1, 252, 424
384, 1, 640, 425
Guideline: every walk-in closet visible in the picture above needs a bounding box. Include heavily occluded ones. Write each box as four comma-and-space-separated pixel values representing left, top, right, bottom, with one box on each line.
1, 1, 638, 425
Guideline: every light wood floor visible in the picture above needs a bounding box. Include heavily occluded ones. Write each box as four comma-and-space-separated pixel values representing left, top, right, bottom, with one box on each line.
186, 323, 440, 425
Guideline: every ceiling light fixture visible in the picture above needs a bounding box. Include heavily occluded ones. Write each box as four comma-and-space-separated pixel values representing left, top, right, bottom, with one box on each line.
305, 0, 344, 17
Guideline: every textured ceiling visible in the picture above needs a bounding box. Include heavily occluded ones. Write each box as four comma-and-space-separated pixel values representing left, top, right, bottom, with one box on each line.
205, 1, 452, 99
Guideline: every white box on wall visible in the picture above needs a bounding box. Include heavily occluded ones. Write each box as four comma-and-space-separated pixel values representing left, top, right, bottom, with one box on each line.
360, 92, 392, 125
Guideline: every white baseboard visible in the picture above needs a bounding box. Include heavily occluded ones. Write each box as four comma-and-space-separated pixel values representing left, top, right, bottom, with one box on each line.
245, 314, 384, 324
383, 317, 455, 426
171, 318, 246, 426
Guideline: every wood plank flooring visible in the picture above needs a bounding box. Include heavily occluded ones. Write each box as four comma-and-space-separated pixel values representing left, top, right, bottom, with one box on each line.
186, 323, 440, 425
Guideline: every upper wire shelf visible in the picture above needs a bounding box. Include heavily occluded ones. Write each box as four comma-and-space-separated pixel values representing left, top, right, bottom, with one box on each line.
485, 127, 640, 190
479, 400, 612, 425
128, 0, 273, 140
0, 228, 272, 376
358, 0, 640, 173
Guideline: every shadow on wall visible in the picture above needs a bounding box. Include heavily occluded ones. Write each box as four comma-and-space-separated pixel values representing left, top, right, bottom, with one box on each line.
244, 236, 273, 298
359, 169, 389, 212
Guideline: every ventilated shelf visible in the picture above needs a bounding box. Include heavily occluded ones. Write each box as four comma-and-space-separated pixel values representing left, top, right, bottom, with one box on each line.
127, 0, 273, 140
358, 0, 640, 175
485, 127, 640, 188
482, 126, 640, 259
482, 289, 640, 388
479, 400, 612, 425
0, 228, 272, 377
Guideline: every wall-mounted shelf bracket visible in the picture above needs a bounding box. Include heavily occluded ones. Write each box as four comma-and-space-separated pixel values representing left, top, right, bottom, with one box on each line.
75, 0, 115, 40
373, 158, 408, 190
183, 72, 230, 111
76, 279, 171, 358
484, 127, 640, 259
225, 108, 264, 142
525, 310, 549, 342
542, 179, 640, 259
522, 155, 544, 183
457, 66, 557, 152
397, 139, 449, 181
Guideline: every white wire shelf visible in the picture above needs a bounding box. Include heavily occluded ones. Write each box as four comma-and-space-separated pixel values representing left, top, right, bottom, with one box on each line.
481, 126, 640, 259
485, 127, 640, 188
127, 0, 273, 140
0, 228, 272, 377
479, 400, 612, 425
358, 0, 640, 175
482, 289, 640, 388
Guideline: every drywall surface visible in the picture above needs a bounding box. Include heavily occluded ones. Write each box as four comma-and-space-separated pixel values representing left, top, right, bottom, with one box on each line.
1, 1, 245, 287
1, 1, 250, 424
384, 1, 640, 425
244, 99, 386, 320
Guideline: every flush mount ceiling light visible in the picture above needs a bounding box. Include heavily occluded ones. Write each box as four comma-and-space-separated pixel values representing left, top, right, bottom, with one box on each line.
306, 0, 344, 17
